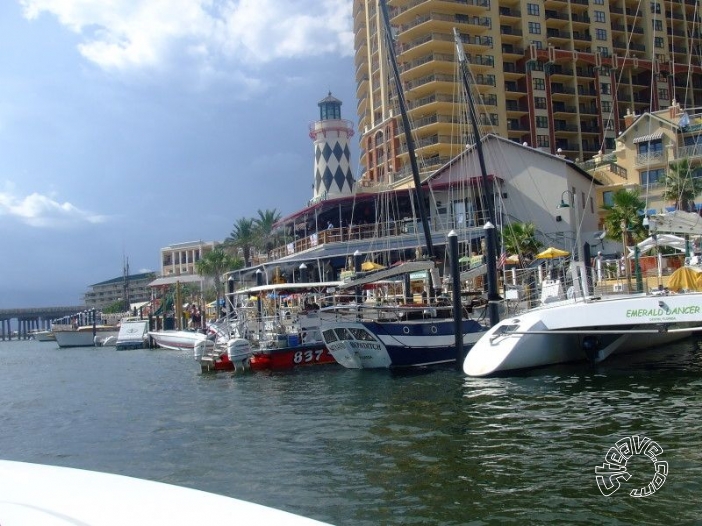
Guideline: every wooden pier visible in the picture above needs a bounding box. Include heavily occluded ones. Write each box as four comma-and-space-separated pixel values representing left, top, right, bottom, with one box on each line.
0, 306, 85, 340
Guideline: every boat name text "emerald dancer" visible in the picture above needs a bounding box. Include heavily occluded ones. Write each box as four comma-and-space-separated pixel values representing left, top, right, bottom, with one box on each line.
626, 305, 700, 318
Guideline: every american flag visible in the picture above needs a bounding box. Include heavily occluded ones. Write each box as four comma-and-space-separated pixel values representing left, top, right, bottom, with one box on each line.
497, 251, 507, 269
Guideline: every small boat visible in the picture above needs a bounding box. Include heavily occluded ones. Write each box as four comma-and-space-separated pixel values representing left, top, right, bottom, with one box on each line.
0, 459, 331, 525
148, 330, 214, 353
30, 330, 55, 342
115, 319, 150, 350
54, 325, 120, 348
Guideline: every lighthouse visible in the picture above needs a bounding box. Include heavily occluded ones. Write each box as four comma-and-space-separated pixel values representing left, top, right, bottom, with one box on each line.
309, 92, 355, 201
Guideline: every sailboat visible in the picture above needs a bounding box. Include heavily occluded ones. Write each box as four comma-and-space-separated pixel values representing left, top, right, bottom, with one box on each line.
318, 2, 495, 369
464, 112, 702, 375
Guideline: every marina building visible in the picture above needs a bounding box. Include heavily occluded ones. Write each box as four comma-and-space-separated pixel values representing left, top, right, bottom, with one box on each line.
353, 0, 702, 185
83, 272, 156, 310
160, 241, 219, 277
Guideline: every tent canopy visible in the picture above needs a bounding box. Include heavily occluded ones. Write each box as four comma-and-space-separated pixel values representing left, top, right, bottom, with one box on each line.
628, 234, 687, 256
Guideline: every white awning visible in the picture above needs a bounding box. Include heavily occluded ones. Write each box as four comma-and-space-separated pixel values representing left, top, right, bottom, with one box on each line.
148, 274, 204, 287
633, 131, 663, 143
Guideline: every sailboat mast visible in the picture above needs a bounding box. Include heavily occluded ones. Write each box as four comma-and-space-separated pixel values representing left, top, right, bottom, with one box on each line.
379, 0, 435, 259
453, 28, 500, 327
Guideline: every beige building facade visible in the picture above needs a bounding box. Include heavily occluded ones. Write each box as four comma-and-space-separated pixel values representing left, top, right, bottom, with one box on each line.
353, 0, 702, 185
160, 241, 219, 277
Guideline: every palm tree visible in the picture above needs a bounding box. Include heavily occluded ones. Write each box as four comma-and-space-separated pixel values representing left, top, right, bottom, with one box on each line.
195, 246, 243, 311
253, 208, 282, 256
226, 217, 257, 266
501, 221, 542, 263
601, 188, 647, 244
663, 158, 702, 212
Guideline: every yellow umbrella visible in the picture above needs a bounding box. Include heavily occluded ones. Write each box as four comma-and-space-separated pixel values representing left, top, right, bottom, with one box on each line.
362, 261, 386, 271
535, 247, 570, 259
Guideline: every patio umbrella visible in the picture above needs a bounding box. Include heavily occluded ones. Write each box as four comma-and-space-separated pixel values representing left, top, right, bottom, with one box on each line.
535, 247, 570, 259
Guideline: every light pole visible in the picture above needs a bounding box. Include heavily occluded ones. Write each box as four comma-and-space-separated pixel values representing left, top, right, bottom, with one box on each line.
557, 190, 581, 261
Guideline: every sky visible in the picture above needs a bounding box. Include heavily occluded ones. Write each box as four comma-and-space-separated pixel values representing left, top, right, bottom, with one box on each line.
0, 0, 358, 308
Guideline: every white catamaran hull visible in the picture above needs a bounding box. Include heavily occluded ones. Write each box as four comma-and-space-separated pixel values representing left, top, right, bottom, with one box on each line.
464, 292, 702, 377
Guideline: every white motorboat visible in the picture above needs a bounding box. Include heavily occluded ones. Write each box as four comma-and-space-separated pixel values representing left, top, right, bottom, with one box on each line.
115, 319, 150, 350
0, 459, 331, 526
54, 326, 120, 348
30, 330, 55, 342
148, 330, 214, 353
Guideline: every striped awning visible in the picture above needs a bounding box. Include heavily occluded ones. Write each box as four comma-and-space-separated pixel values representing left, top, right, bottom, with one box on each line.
633, 131, 663, 143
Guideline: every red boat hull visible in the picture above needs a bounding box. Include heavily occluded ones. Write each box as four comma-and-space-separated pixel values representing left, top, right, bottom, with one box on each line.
249, 343, 337, 371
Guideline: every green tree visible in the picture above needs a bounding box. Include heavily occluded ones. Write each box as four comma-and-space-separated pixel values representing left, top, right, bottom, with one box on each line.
663, 158, 702, 212
195, 246, 243, 311
501, 221, 542, 263
253, 208, 282, 255
226, 217, 257, 266
601, 188, 647, 244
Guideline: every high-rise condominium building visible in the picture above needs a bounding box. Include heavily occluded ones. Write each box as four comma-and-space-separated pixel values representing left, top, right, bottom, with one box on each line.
353, 0, 702, 185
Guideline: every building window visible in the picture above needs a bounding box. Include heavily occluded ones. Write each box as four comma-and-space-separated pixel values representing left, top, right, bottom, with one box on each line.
528, 22, 541, 34
654, 36, 664, 48
650, 2, 661, 14
536, 116, 548, 128
535, 96, 547, 109
596, 28, 607, 40
640, 168, 665, 185
531, 40, 543, 50
597, 46, 610, 57
602, 100, 611, 112
594, 11, 605, 23
638, 139, 663, 154
659, 87, 669, 99
533, 77, 545, 90
594, 0, 604, 4
537, 135, 549, 147
601, 82, 611, 94
527, 3, 540, 16
652, 19, 663, 31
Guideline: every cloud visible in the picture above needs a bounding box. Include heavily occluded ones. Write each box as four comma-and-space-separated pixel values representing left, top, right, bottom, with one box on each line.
19, 0, 353, 73
0, 185, 107, 228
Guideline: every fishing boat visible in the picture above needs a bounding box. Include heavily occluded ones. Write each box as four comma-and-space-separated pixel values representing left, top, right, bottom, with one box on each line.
319, 4, 495, 369
0, 459, 331, 525
227, 282, 340, 371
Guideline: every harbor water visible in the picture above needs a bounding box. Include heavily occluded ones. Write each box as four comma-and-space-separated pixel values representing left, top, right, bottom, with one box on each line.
0, 338, 701, 525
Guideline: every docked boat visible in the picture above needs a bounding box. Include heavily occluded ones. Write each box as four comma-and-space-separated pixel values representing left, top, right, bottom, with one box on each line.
30, 330, 55, 342
148, 329, 214, 354
115, 319, 150, 350
464, 210, 702, 376
212, 281, 340, 372
318, 7, 492, 369
54, 325, 120, 348
0, 459, 331, 525
321, 261, 485, 368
